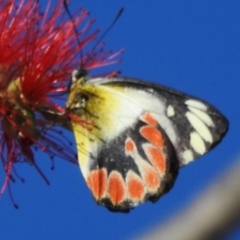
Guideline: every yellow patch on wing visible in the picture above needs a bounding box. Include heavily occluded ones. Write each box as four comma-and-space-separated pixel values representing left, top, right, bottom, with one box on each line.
67, 79, 141, 177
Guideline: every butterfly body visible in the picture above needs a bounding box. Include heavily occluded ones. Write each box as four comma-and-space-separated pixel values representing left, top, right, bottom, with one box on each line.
67, 72, 228, 212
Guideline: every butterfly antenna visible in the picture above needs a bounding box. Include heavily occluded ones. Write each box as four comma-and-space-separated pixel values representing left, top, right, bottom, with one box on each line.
89, 7, 124, 58
63, 0, 83, 64
63, 0, 124, 69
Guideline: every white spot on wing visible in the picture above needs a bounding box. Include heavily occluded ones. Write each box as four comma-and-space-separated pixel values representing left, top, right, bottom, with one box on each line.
186, 111, 213, 143
167, 105, 175, 117
190, 132, 206, 154
182, 149, 194, 164
185, 99, 207, 110
188, 107, 215, 127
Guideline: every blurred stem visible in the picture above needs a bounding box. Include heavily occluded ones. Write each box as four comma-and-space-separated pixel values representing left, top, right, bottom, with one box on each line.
138, 158, 240, 240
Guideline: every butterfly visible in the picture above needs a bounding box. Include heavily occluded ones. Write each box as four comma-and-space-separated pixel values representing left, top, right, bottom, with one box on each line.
66, 69, 228, 212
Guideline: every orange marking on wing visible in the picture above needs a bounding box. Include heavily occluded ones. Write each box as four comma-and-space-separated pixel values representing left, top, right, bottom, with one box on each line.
125, 137, 136, 153
140, 126, 164, 148
86, 168, 107, 200
107, 171, 126, 205
142, 165, 160, 192
126, 171, 145, 202
144, 145, 166, 176
141, 112, 158, 127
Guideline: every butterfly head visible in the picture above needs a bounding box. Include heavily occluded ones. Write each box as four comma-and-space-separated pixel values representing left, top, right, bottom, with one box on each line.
68, 68, 89, 92
66, 67, 94, 114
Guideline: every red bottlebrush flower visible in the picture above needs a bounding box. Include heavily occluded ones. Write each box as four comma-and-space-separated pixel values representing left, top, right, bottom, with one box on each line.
0, 0, 122, 202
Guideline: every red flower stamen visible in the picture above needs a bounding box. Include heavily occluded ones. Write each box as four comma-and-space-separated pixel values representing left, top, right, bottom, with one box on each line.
0, 0, 122, 201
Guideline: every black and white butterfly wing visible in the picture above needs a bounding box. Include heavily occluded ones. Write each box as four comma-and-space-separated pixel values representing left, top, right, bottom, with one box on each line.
67, 76, 228, 212
102, 78, 228, 167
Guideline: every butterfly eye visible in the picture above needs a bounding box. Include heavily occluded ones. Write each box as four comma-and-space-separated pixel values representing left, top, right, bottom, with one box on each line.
68, 68, 89, 92
74, 68, 88, 80
70, 68, 88, 83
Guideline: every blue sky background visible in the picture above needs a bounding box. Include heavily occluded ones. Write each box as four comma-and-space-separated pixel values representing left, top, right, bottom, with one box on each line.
1, 0, 240, 239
